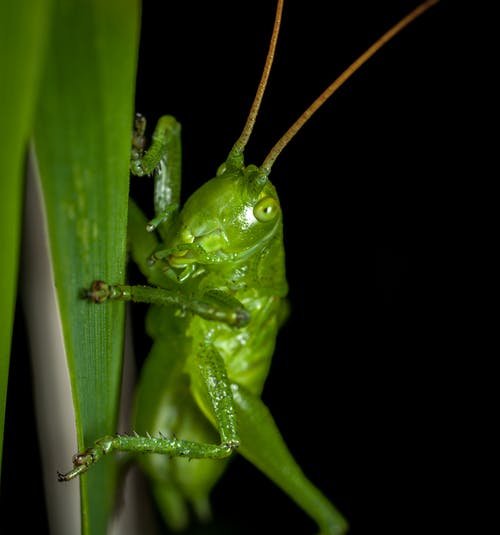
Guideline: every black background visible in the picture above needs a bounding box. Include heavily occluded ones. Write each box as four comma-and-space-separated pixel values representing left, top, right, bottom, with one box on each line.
2, 1, 462, 534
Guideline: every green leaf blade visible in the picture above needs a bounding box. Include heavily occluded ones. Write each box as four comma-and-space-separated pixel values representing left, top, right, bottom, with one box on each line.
33, 0, 140, 532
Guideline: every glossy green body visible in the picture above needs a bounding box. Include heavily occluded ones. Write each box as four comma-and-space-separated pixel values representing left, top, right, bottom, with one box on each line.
131, 156, 291, 527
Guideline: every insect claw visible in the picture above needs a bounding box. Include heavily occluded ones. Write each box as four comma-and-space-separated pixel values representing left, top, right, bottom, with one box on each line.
87, 280, 111, 303
131, 113, 147, 161
134, 113, 146, 135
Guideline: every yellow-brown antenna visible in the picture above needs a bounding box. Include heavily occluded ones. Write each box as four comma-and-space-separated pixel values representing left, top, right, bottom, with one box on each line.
260, 0, 439, 175
231, 0, 284, 158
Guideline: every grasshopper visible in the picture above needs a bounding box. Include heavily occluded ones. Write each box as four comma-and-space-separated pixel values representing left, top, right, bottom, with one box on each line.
59, 1, 438, 533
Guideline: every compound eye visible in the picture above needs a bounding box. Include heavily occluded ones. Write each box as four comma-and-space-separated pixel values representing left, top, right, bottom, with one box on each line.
253, 197, 280, 222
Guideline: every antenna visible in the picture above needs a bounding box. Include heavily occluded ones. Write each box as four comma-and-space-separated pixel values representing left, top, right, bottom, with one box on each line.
259, 0, 439, 175
229, 0, 284, 159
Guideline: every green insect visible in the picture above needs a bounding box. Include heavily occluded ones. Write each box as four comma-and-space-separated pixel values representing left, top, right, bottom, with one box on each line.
58, 1, 438, 533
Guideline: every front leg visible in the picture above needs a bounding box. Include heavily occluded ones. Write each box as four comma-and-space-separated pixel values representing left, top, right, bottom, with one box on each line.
130, 113, 182, 238
86, 280, 250, 328
58, 343, 240, 481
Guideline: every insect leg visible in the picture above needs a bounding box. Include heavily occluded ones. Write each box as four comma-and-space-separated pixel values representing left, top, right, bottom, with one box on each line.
231, 383, 348, 535
130, 114, 181, 239
58, 344, 239, 481
86, 280, 250, 328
